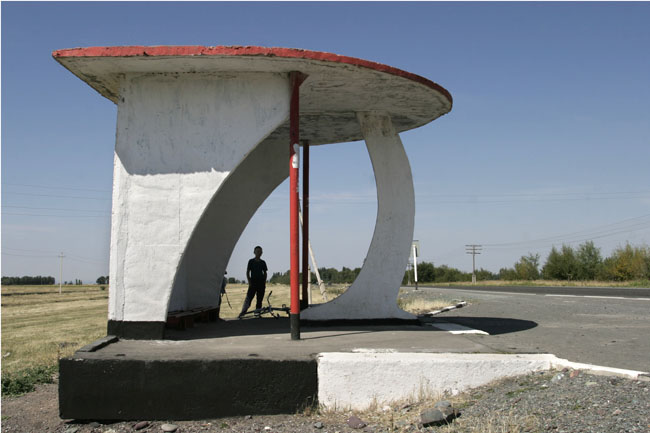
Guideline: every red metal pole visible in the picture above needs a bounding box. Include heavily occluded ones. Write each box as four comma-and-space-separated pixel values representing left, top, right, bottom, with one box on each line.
289, 72, 305, 340
301, 140, 310, 310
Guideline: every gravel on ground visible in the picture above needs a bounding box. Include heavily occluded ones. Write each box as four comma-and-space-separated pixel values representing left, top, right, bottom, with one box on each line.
2, 369, 648, 433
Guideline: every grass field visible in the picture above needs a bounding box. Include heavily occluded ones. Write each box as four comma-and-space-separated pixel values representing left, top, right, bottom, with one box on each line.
1, 285, 109, 376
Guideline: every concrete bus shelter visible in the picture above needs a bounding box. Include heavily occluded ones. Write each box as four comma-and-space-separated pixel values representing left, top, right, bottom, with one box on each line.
54, 45, 452, 339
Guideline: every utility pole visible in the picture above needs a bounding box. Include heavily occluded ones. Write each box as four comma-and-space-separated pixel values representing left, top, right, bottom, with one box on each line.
465, 245, 482, 284
58, 252, 65, 294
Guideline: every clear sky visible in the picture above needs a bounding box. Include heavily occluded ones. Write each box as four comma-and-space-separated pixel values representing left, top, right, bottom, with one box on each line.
2, 1, 649, 283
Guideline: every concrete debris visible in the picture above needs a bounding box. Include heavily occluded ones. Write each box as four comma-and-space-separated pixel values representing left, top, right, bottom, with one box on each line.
313, 421, 324, 429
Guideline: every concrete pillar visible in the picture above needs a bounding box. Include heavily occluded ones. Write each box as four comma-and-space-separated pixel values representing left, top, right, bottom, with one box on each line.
108, 72, 290, 338
301, 112, 415, 321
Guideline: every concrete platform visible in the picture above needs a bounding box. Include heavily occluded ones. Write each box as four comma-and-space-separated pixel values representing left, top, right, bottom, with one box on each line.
60, 318, 498, 420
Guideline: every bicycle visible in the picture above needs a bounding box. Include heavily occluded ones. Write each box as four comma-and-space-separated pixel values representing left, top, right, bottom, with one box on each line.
238, 290, 290, 319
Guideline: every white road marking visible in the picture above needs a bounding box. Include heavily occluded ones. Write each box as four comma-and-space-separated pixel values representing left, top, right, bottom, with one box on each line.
429, 288, 538, 296
422, 301, 468, 317
545, 294, 650, 301
426, 322, 489, 335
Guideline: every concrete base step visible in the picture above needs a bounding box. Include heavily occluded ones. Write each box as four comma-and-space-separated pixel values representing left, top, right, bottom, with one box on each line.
59, 356, 317, 420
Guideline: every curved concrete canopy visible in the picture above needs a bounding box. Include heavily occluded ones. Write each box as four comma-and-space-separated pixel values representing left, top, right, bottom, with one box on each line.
53, 46, 452, 145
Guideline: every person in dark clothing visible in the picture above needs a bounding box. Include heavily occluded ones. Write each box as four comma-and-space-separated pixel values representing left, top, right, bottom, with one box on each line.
238, 246, 268, 318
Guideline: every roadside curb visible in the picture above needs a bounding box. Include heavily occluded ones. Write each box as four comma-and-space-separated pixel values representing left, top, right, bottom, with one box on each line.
317, 352, 649, 410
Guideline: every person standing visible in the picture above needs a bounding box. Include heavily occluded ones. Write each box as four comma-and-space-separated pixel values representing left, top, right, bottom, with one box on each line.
238, 246, 268, 318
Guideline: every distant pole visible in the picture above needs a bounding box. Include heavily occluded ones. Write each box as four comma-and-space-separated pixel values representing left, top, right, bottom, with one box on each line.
465, 245, 482, 284
412, 243, 419, 290
58, 252, 65, 294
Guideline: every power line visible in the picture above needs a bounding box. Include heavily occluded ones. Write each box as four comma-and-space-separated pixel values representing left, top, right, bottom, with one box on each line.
483, 213, 650, 249
3, 246, 63, 254
1, 212, 110, 218
1, 252, 58, 258
3, 248, 106, 263
420, 190, 650, 198
3, 182, 110, 193
2, 192, 110, 200
3, 205, 109, 213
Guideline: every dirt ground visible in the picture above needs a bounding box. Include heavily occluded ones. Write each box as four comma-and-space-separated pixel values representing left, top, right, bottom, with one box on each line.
3, 370, 649, 433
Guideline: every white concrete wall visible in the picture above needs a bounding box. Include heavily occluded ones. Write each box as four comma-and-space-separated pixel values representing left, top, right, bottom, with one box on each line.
318, 353, 555, 410
109, 72, 290, 322
302, 112, 415, 320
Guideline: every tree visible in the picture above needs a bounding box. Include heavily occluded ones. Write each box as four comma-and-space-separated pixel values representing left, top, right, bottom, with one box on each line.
576, 241, 602, 280
499, 267, 518, 281
542, 245, 578, 280
96, 276, 106, 285
598, 243, 649, 281
513, 253, 540, 280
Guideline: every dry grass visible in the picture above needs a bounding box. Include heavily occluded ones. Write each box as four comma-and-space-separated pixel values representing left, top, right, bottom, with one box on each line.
1, 285, 108, 376
219, 283, 344, 319
436, 279, 646, 288
304, 391, 540, 433
314, 387, 540, 433
397, 297, 458, 316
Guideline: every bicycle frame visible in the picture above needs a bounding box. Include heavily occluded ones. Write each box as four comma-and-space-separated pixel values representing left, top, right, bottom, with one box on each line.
238, 290, 290, 319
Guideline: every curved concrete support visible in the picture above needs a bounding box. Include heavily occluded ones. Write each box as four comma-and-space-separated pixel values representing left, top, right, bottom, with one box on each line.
108, 72, 290, 328
169, 136, 289, 312
302, 112, 415, 320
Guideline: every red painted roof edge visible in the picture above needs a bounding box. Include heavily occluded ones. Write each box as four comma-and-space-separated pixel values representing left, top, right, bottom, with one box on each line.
52, 45, 453, 106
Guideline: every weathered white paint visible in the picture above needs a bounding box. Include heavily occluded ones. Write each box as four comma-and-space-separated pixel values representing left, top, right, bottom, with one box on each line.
54, 52, 452, 146
317, 353, 556, 410
302, 112, 415, 320
317, 352, 649, 410
549, 357, 649, 379
109, 72, 290, 322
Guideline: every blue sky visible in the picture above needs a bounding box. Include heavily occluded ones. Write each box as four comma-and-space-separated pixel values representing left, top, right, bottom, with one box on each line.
2, 2, 649, 282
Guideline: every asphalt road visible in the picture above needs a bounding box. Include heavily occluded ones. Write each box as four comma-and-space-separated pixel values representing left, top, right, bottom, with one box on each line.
418, 284, 650, 298
402, 286, 650, 373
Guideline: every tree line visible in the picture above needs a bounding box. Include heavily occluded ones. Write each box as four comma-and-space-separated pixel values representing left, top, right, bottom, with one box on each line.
270, 267, 362, 284
499, 241, 650, 281
1, 276, 55, 285
268, 241, 649, 285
